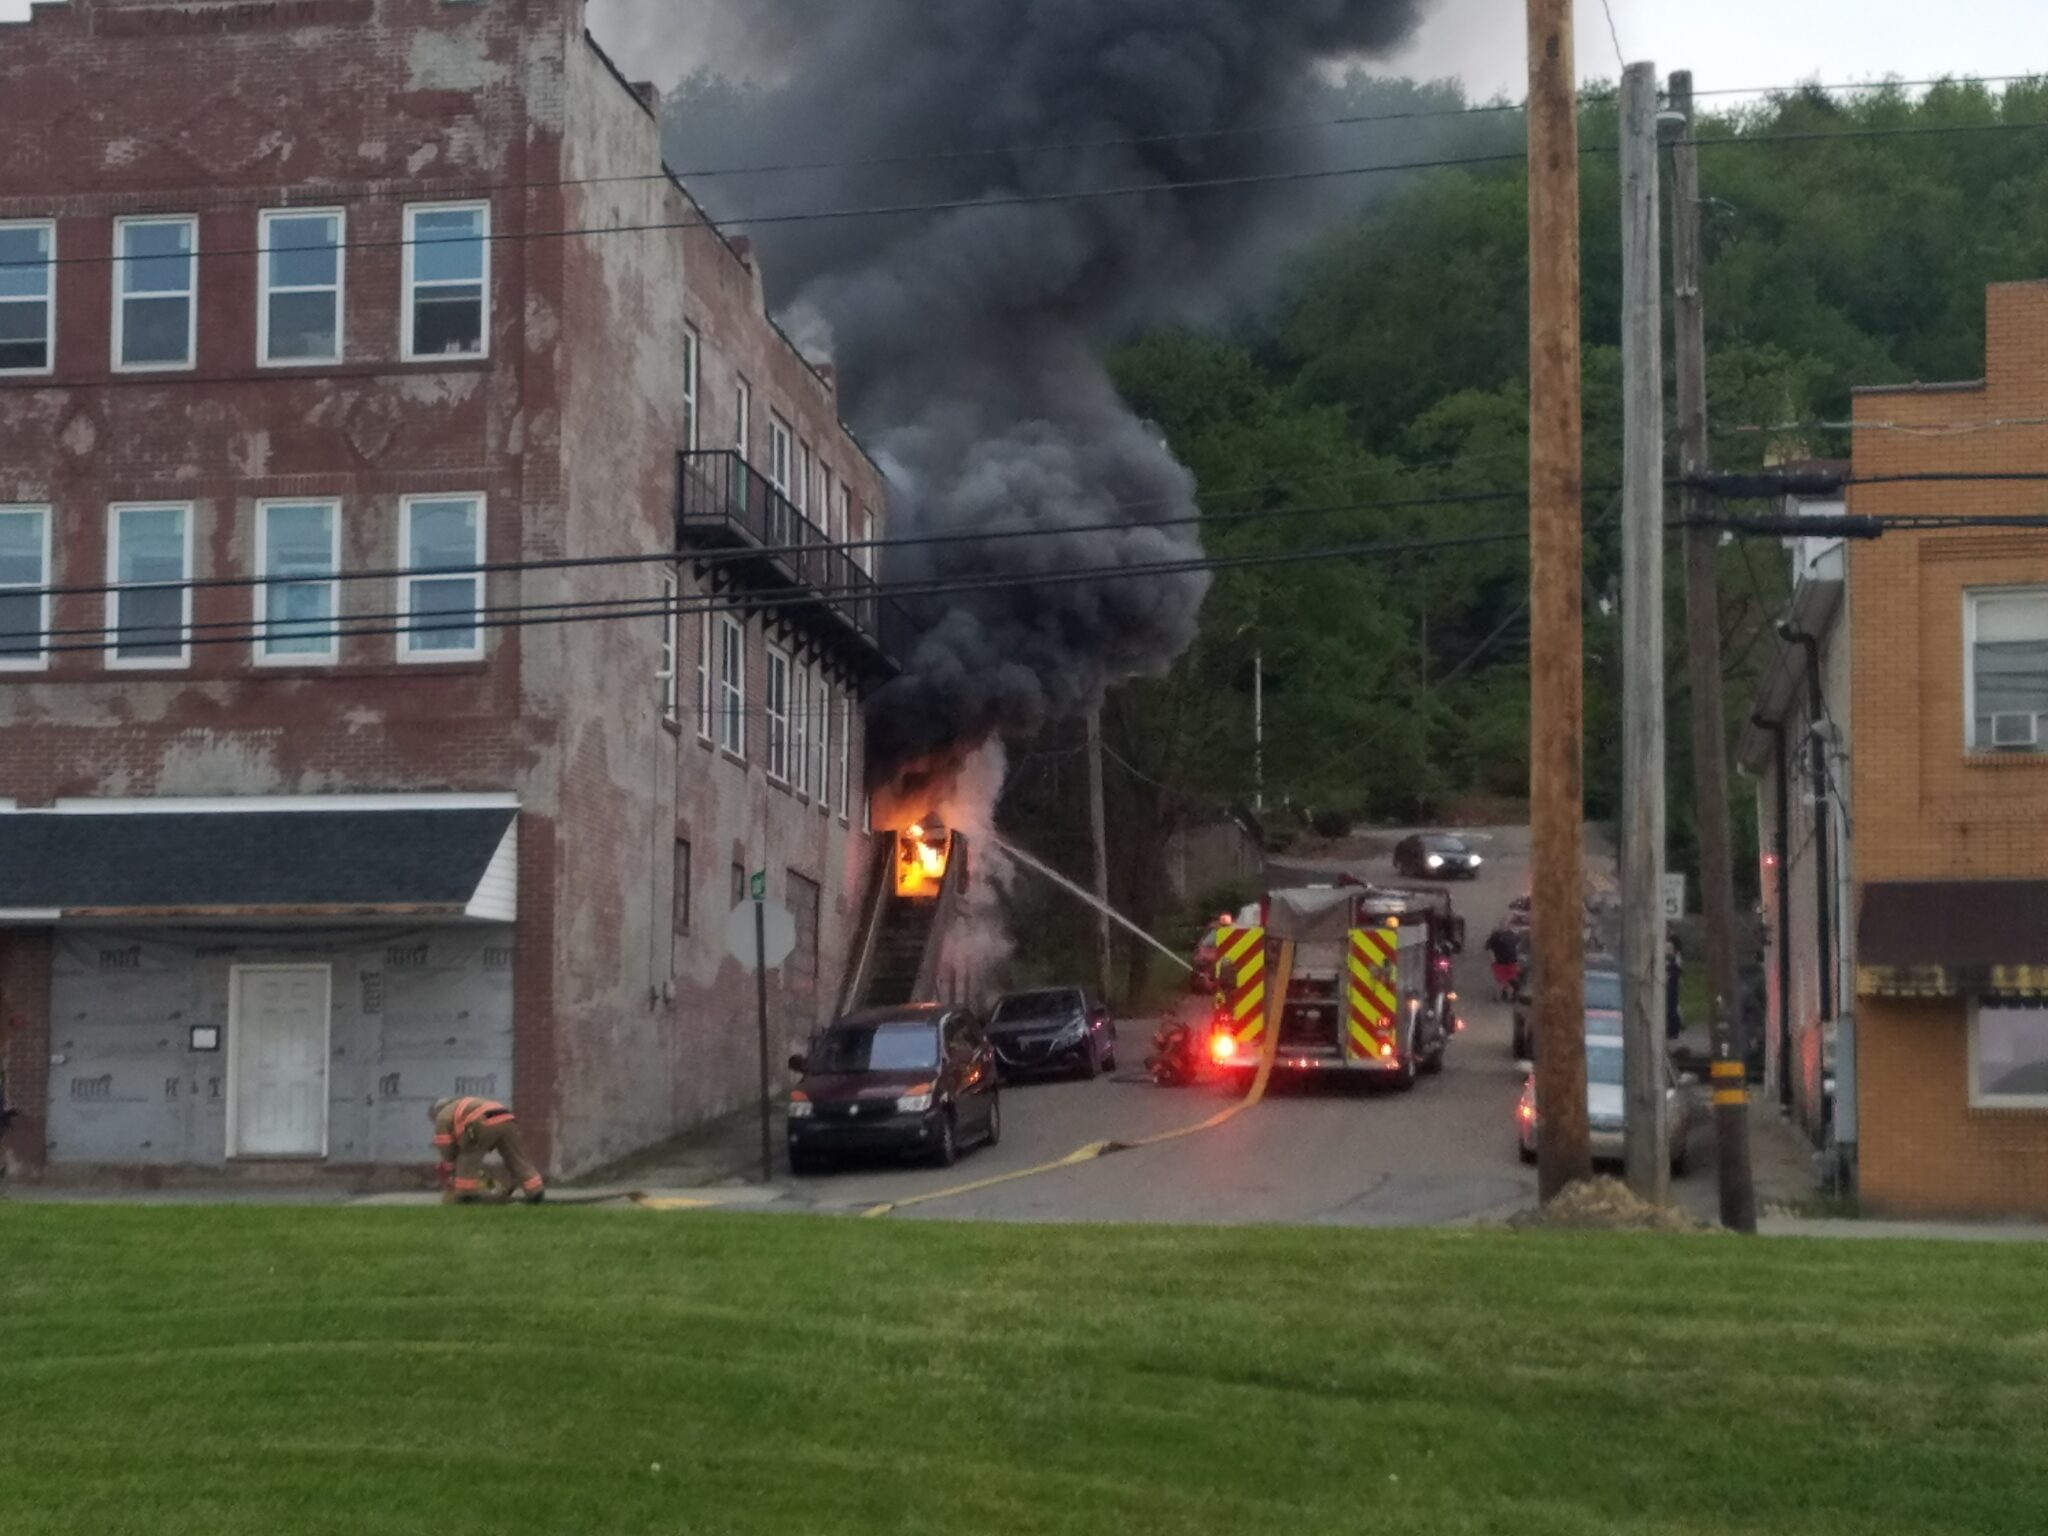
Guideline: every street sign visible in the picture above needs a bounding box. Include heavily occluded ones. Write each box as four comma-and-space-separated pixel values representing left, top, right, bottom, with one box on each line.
749, 870, 767, 902
1662, 873, 1687, 921
726, 901, 796, 970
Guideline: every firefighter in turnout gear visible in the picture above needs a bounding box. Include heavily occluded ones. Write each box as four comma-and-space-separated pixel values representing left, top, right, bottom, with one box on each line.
431, 1096, 545, 1204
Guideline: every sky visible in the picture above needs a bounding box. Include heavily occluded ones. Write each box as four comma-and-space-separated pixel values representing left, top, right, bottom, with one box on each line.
1392, 0, 2044, 99
1, 1, 2029, 95
573, 0, 2041, 100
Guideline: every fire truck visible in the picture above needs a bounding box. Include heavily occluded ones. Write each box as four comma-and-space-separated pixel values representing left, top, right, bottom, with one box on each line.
1209, 882, 1466, 1089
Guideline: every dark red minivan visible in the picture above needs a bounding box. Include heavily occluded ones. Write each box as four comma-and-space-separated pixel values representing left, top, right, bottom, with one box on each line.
786, 1004, 1001, 1173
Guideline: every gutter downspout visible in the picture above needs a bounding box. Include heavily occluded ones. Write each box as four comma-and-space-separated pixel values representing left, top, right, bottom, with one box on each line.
1753, 713, 1794, 1111
1783, 626, 1833, 1026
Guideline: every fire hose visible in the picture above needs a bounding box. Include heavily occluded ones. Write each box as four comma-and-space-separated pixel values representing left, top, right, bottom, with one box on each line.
857, 943, 1295, 1218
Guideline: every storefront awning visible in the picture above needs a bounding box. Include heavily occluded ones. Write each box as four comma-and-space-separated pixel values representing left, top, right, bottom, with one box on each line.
1857, 880, 2048, 997
0, 802, 518, 923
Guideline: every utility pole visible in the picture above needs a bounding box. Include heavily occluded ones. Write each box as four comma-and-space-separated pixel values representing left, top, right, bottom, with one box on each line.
1618, 62, 1669, 1205
1527, 0, 1591, 1198
1086, 704, 1115, 1001
1252, 648, 1265, 815
1669, 70, 1757, 1232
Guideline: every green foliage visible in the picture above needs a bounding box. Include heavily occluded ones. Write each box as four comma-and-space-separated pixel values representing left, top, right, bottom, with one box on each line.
1103, 77, 2048, 840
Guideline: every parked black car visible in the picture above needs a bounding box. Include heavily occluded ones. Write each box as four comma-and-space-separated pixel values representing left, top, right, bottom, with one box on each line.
987, 987, 1116, 1079
786, 1004, 1000, 1172
1393, 833, 1484, 880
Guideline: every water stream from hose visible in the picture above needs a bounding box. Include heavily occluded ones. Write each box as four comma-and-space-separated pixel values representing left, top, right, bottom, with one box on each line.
991, 834, 1192, 973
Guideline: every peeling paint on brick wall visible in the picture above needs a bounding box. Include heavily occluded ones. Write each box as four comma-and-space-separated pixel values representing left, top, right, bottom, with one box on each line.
0, 0, 887, 1179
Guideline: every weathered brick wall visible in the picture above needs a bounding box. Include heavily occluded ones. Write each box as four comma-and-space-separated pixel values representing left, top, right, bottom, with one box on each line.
544, 45, 882, 1172
0, 930, 55, 1178
0, 0, 890, 1177
1849, 279, 2048, 1213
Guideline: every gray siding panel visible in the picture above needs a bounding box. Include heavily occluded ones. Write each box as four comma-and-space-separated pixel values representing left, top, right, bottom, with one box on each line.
47, 925, 513, 1167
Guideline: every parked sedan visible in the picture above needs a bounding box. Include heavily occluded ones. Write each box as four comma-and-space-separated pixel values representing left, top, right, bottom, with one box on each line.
1517, 1030, 1698, 1174
786, 1004, 1000, 1172
987, 987, 1116, 1079
1393, 833, 1484, 880
1513, 963, 1622, 1061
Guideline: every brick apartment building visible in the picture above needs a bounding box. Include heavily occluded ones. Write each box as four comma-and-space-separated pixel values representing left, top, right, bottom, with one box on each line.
1741, 280, 2048, 1217
0, 0, 899, 1179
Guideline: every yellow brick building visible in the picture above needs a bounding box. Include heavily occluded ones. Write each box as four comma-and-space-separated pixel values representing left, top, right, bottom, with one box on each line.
1744, 281, 2048, 1217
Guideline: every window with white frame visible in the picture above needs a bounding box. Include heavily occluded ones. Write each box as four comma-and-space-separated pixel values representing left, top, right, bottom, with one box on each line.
1967, 588, 2048, 752
107, 503, 191, 666
0, 506, 50, 669
1970, 1002, 2048, 1106
658, 568, 680, 720
797, 441, 813, 520
837, 692, 852, 817
682, 327, 700, 451
792, 660, 811, 796
718, 615, 746, 756
255, 500, 340, 663
768, 416, 793, 496
400, 495, 484, 660
766, 644, 792, 783
834, 483, 852, 550
403, 203, 488, 359
0, 222, 55, 375
114, 216, 197, 371
259, 209, 344, 364
814, 674, 831, 809
735, 378, 751, 457
767, 416, 794, 544
854, 502, 875, 576
696, 606, 713, 739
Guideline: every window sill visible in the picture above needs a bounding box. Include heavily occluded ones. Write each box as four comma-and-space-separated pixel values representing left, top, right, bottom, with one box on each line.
719, 748, 748, 769
1963, 752, 2048, 769
662, 716, 683, 738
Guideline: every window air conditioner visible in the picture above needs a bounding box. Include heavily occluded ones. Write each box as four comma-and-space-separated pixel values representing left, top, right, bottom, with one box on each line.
1990, 712, 2041, 749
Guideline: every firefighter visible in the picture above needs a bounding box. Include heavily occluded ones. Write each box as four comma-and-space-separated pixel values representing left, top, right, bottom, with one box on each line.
430, 1095, 545, 1205
1485, 924, 1523, 1000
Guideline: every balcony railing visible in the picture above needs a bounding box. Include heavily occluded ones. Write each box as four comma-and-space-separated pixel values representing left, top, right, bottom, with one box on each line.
676, 449, 911, 674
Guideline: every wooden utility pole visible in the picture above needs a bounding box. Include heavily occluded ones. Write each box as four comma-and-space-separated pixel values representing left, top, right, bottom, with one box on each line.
1527, 0, 1591, 1198
1086, 705, 1115, 1001
1618, 62, 1669, 1205
1669, 70, 1757, 1232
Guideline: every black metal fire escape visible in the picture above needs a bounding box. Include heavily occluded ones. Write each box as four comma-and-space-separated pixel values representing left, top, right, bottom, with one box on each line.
674, 449, 910, 687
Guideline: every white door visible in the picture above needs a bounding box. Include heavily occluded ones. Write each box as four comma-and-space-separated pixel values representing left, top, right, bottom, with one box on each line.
229, 965, 331, 1158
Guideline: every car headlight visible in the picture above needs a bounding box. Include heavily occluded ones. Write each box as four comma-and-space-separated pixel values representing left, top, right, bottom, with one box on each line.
1056, 1018, 1088, 1047
787, 1096, 813, 1120
1426, 854, 1444, 868
1470, 855, 1484, 867
896, 1091, 934, 1113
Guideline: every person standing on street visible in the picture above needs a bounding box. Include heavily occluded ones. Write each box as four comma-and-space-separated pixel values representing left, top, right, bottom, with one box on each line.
1664, 938, 1684, 1040
1485, 924, 1523, 1000
431, 1095, 546, 1204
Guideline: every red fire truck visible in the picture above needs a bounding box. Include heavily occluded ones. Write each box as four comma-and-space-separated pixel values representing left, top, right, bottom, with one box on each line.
1209, 883, 1466, 1089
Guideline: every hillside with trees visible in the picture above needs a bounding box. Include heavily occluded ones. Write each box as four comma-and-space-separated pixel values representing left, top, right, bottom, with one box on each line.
1001, 76, 2048, 997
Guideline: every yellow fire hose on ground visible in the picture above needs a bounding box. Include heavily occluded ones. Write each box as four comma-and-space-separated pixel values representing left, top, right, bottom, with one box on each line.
858, 943, 1295, 1219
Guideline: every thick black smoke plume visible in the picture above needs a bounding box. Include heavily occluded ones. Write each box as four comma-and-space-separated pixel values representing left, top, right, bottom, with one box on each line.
624, 0, 1433, 773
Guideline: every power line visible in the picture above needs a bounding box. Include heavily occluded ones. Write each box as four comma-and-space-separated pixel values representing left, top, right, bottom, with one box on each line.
1595, 0, 1627, 75
20, 114, 2048, 278
11, 484, 1537, 604
43, 71, 2042, 222
23, 523, 1544, 658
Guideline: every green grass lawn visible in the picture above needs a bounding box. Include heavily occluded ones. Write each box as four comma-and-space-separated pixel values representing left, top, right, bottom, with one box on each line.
3, 1209, 2045, 1535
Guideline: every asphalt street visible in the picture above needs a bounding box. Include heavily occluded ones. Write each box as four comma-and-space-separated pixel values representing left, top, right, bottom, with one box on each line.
792, 826, 1718, 1224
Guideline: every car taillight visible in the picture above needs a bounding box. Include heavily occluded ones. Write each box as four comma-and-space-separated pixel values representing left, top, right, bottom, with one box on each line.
1211, 1032, 1238, 1063
1379, 1043, 1394, 1059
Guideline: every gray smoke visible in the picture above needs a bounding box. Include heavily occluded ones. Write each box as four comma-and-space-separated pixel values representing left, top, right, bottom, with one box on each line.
634, 0, 1434, 771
